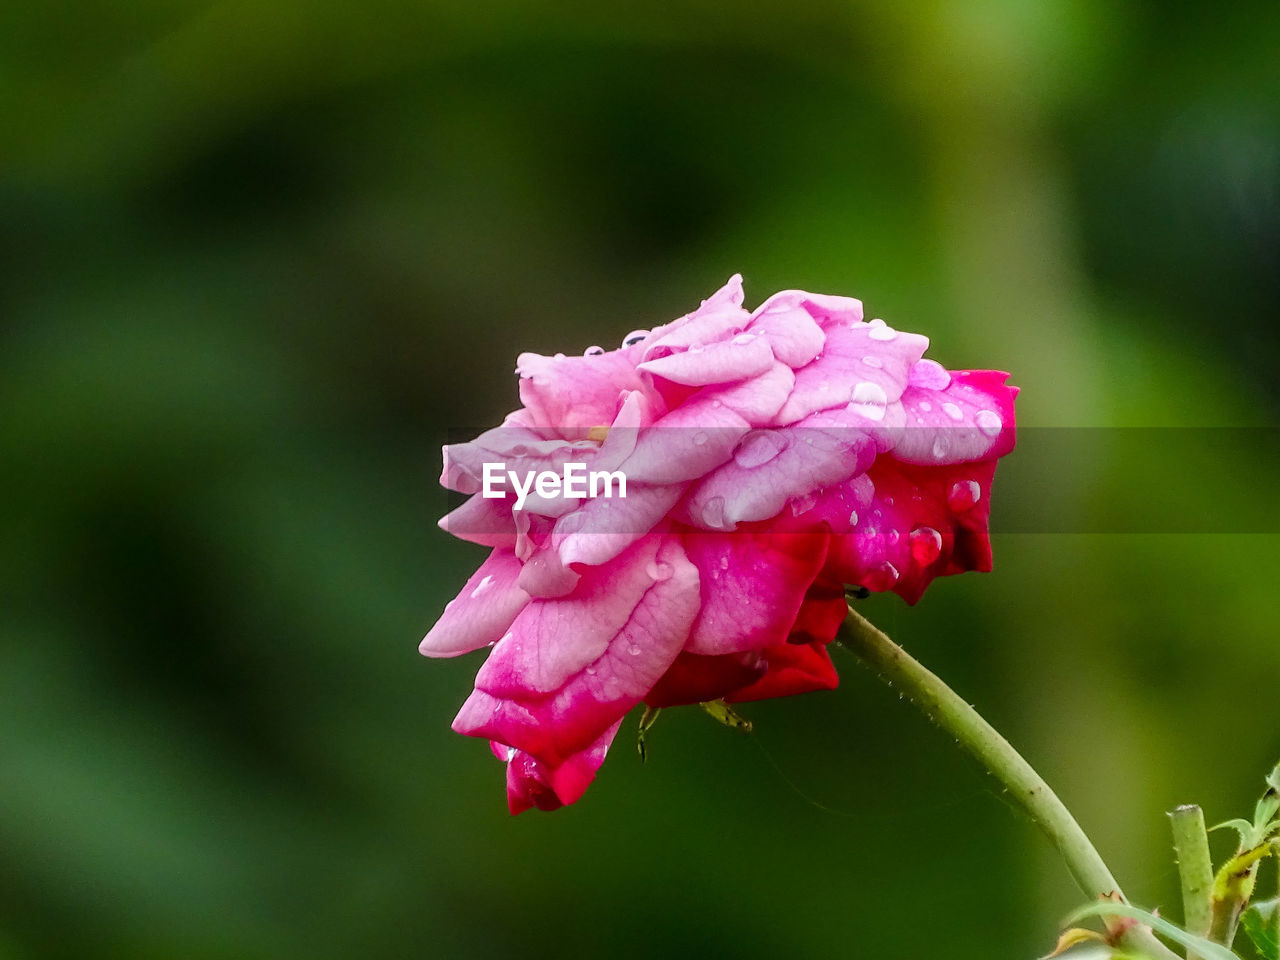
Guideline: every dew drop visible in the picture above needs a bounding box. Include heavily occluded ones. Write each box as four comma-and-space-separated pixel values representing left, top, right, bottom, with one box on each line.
909, 526, 943, 566
947, 480, 982, 512
790, 492, 817, 516
622, 329, 649, 347
862, 355, 884, 369
867, 320, 898, 342
469, 574, 494, 599
848, 510, 859, 527
692, 431, 709, 446
976, 409, 1002, 437
732, 333, 757, 346
628, 644, 642, 656
919, 401, 932, 412
908, 358, 951, 391
506, 746, 518, 761
584, 345, 605, 356
719, 556, 730, 570
554, 352, 566, 359
647, 561, 674, 582
733, 429, 787, 468
585, 665, 597, 675
849, 381, 888, 422
942, 401, 964, 422
931, 436, 949, 460
701, 495, 727, 529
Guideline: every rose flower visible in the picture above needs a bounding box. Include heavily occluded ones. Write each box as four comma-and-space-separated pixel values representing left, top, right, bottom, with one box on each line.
421, 275, 1017, 813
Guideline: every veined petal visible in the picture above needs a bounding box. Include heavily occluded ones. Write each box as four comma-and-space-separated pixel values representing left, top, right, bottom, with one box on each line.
420, 549, 529, 658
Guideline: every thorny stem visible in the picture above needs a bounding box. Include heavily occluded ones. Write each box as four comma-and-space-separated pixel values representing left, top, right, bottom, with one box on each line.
1169, 804, 1214, 960
835, 605, 1183, 960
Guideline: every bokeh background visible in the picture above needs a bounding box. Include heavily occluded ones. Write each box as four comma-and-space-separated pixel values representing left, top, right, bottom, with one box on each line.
3, 2, 1279, 958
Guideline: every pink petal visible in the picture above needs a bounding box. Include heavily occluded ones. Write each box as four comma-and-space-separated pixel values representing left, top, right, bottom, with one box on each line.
516, 351, 650, 434
637, 334, 774, 386
887, 369, 1018, 466
502, 721, 623, 814
553, 485, 685, 568
454, 537, 700, 763
683, 530, 830, 655
702, 361, 796, 423
747, 294, 827, 367
678, 416, 878, 530
774, 320, 928, 425
437, 494, 518, 549
615, 396, 751, 486
419, 549, 530, 658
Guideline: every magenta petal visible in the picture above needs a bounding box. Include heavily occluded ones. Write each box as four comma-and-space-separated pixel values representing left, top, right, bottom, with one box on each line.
888, 369, 1018, 466
503, 720, 622, 814
420, 549, 530, 658
683, 531, 829, 655
456, 538, 700, 763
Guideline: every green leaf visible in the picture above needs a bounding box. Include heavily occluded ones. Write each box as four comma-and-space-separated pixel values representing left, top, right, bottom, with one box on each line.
636, 706, 661, 763
1264, 762, 1280, 797
1065, 902, 1243, 960
1242, 899, 1279, 960
1213, 819, 1257, 845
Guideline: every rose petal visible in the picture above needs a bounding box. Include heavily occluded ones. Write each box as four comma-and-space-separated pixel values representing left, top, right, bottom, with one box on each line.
420, 549, 530, 657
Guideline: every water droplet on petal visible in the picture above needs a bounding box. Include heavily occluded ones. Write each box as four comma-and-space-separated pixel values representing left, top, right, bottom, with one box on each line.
908, 358, 951, 390
849, 381, 888, 421
585, 665, 596, 675
910, 526, 943, 566
733, 429, 787, 468
948, 480, 982, 511
692, 431, 708, 446
622, 329, 649, 347
976, 409, 1002, 437
790, 493, 817, 516
887, 529, 900, 546
628, 644, 642, 656
647, 561, 674, 582
554, 352, 566, 359
470, 574, 495, 599
701, 495, 726, 529
862, 355, 884, 369
732, 333, 757, 346
919, 401, 932, 412
942, 401, 964, 422
506, 746, 518, 761
931, 435, 949, 460
584, 345, 605, 356
718, 556, 730, 570
848, 510, 859, 527
867, 320, 898, 342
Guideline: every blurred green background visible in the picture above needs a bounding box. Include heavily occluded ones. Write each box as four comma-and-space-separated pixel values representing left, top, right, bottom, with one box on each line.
3, 2, 1279, 958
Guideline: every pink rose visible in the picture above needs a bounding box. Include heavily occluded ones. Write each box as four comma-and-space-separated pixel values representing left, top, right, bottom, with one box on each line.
421, 275, 1017, 813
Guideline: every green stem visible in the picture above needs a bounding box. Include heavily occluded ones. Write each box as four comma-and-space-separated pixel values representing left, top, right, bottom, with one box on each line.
1169, 804, 1214, 960
835, 606, 1182, 960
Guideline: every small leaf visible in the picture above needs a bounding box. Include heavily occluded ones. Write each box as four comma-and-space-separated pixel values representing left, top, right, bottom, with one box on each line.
1264, 762, 1280, 797
1242, 899, 1279, 960
636, 706, 661, 763
1212, 819, 1257, 845
1065, 902, 1243, 960
699, 699, 753, 733
1045, 927, 1106, 956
